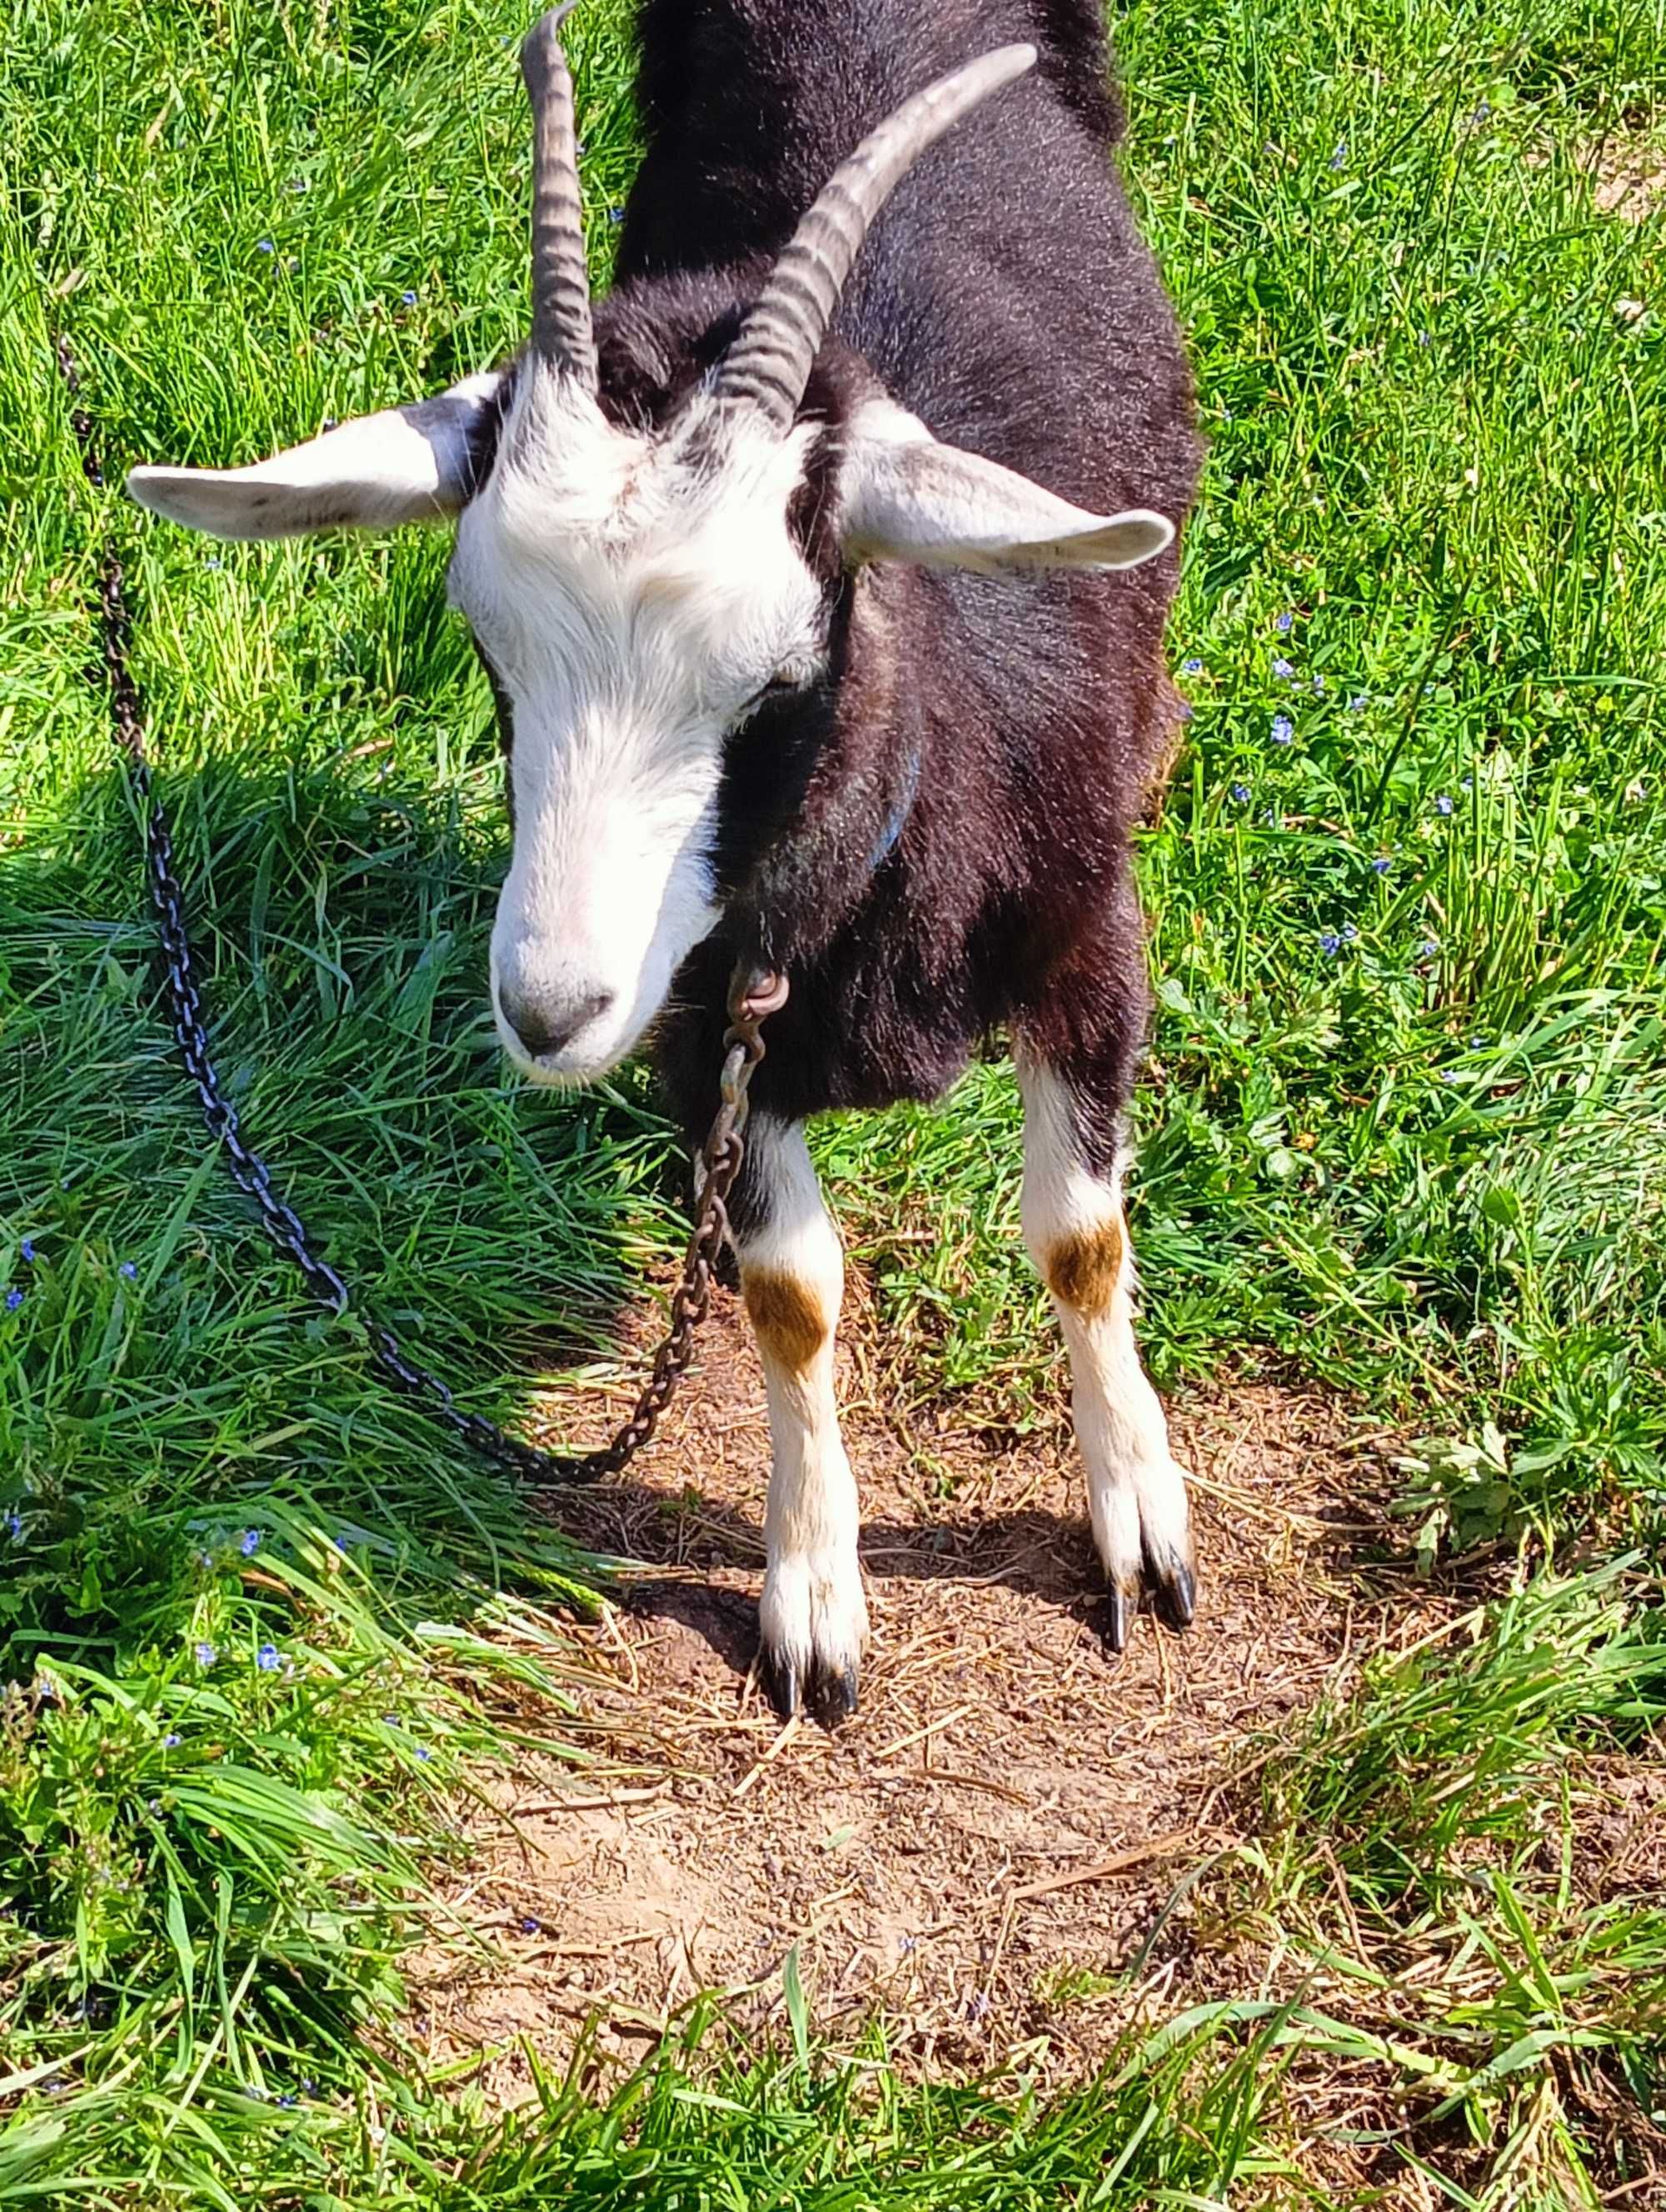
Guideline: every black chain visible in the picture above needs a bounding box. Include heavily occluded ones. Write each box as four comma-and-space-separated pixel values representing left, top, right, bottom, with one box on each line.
54, 334, 784, 1487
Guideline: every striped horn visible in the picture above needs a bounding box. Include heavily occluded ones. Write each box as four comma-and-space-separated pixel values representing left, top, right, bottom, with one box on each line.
713, 44, 1037, 430
521, 5, 597, 391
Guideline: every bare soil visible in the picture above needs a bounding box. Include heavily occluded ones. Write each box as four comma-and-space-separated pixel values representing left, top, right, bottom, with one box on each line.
407, 1288, 1472, 2108
1589, 132, 1666, 224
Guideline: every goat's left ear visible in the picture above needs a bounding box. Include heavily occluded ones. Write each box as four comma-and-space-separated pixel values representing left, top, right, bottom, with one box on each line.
837, 415, 1173, 575
125, 372, 506, 541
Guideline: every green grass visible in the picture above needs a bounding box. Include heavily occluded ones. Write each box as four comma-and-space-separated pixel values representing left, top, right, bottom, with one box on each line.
2, 0, 1664, 2202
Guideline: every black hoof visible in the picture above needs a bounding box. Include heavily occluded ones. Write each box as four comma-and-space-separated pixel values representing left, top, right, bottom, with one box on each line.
1103, 1582, 1137, 1654
809, 1662, 860, 1730
1148, 1552, 1197, 1634
759, 1647, 860, 1728
761, 1647, 800, 1721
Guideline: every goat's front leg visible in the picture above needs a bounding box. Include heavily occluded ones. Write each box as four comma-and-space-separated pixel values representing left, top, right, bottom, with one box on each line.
731, 1115, 867, 1724
1015, 1051, 1196, 1651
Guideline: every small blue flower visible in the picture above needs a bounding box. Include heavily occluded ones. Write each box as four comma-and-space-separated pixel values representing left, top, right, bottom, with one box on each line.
5, 1509, 22, 1540
239, 1529, 262, 1557
119, 1261, 137, 1280
194, 1642, 217, 1669
1272, 656, 1294, 680
1180, 656, 1204, 675
1348, 693, 1369, 713
1319, 932, 1342, 955
1275, 610, 1294, 635
163, 1732, 182, 1748
1270, 714, 1294, 745
415, 1746, 432, 1761
1312, 674, 1327, 695
1370, 856, 1392, 875
19, 1239, 35, 1263
401, 290, 417, 306
257, 1643, 281, 1672
521, 1916, 541, 1935
1342, 924, 1359, 943
1417, 330, 1432, 348
277, 2094, 298, 2109
257, 238, 275, 254
4, 1288, 22, 1313
1419, 939, 1439, 959
1460, 775, 1474, 791
1230, 781, 1251, 804
205, 556, 222, 570
382, 1714, 402, 1727
1434, 793, 1454, 816
1329, 141, 1348, 170
334, 1532, 350, 1552
607, 206, 625, 226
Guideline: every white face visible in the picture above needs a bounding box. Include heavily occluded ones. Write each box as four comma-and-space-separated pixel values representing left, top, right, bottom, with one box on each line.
450, 372, 828, 1083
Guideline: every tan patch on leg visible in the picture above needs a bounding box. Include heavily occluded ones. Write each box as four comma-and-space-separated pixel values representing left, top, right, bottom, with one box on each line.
743, 1270, 828, 1376
1043, 1214, 1125, 1320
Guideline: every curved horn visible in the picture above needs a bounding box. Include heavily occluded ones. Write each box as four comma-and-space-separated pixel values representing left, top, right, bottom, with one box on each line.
521, 4, 598, 390
714, 44, 1037, 430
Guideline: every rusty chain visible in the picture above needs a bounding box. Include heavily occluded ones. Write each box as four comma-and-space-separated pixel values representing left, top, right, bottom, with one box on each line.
54, 333, 783, 1487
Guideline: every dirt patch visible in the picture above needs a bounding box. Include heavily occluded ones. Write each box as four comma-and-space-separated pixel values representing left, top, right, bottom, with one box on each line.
1524, 125, 1666, 227
1589, 133, 1666, 224
407, 1291, 1459, 2104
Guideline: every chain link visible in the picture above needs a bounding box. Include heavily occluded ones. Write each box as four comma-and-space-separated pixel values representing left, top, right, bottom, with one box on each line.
54, 334, 782, 1488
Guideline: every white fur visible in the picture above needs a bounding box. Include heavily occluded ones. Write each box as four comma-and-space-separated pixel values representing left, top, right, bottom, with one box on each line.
838, 399, 1173, 574
125, 375, 506, 540
1015, 1058, 1193, 1595
736, 1118, 867, 1688
448, 376, 829, 1080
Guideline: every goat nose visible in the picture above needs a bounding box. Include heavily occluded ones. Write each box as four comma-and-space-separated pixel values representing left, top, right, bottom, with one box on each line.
498, 986, 614, 1060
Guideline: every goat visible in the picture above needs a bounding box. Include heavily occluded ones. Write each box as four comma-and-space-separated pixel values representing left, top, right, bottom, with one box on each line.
127, 0, 1202, 1725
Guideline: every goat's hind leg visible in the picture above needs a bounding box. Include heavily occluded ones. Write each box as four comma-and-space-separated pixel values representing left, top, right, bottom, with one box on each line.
1015, 1049, 1196, 1650
730, 1116, 867, 1724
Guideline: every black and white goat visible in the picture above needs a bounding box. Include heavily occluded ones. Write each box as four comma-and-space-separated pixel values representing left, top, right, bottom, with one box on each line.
129, 0, 1202, 1722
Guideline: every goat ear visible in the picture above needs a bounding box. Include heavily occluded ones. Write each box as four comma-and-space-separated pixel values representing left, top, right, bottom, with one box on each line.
125, 372, 506, 541
838, 416, 1173, 575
